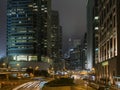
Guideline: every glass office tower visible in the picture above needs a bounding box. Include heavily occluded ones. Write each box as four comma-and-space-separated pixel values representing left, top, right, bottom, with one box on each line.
7, 0, 51, 61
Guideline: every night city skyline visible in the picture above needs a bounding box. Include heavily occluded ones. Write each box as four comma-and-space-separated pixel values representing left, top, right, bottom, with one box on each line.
0, 0, 87, 57
0, 0, 120, 90
52, 0, 87, 53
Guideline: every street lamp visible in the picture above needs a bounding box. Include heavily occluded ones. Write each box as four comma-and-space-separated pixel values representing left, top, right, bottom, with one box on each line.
16, 63, 20, 66
35, 66, 39, 70
51, 67, 55, 78
2, 63, 6, 68
16, 63, 20, 71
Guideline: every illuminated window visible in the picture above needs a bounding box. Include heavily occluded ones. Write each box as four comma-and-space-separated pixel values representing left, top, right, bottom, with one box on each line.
19, 30, 27, 33
41, 8, 44, 10
11, 28, 15, 30
19, 20, 21, 23
16, 40, 27, 42
23, 37, 27, 39
34, 5, 38, 8
28, 37, 33, 39
95, 48, 98, 51
13, 55, 27, 61
44, 25, 47, 27
44, 10, 47, 12
11, 11, 16, 15
17, 55, 27, 61
52, 44, 55, 47
28, 18, 31, 20
44, 46, 47, 47
95, 27, 99, 30
94, 16, 99, 20
28, 4, 33, 7
33, 9, 38, 11
13, 56, 17, 60
29, 56, 37, 61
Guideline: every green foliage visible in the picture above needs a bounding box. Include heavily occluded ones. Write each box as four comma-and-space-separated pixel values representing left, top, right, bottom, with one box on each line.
44, 77, 74, 87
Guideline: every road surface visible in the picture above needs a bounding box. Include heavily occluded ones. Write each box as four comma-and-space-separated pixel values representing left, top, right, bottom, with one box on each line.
13, 81, 41, 90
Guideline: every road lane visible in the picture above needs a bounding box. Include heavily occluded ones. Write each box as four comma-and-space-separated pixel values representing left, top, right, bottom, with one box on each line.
74, 79, 96, 90
13, 81, 41, 90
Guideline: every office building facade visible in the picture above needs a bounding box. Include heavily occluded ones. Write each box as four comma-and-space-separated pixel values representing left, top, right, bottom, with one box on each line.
96, 0, 120, 84
86, 0, 95, 70
7, 0, 51, 61
50, 11, 62, 70
80, 33, 87, 70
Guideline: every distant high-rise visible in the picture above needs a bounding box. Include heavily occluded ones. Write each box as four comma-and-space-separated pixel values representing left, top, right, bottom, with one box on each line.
7, 0, 51, 61
50, 11, 62, 70
73, 39, 81, 48
86, 0, 95, 70
80, 33, 87, 70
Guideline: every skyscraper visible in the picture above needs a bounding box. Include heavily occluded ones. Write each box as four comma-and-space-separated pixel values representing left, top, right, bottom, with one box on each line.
86, 0, 95, 70
95, 0, 120, 84
50, 11, 62, 70
80, 33, 87, 70
7, 0, 51, 62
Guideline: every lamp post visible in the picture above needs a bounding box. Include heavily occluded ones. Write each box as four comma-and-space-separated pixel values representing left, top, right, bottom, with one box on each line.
51, 67, 54, 78
16, 63, 20, 71
2, 63, 6, 68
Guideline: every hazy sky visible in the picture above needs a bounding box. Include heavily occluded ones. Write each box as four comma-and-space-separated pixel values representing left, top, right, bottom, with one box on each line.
52, 0, 87, 52
0, 0, 87, 57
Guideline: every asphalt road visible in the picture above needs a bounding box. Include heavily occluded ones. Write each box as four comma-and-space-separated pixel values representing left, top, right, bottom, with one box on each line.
12, 81, 41, 90
74, 79, 96, 90
12, 78, 95, 90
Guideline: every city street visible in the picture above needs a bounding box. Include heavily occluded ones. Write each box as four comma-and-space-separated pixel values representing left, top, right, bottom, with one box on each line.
12, 78, 96, 90
74, 79, 96, 90
13, 81, 41, 90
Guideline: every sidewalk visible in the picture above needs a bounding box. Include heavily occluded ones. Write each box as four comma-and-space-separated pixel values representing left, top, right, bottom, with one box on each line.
89, 81, 120, 90
74, 79, 96, 90
89, 82, 99, 89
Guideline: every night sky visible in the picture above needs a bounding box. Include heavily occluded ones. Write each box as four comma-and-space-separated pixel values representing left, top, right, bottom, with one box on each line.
52, 0, 87, 53
0, 0, 87, 57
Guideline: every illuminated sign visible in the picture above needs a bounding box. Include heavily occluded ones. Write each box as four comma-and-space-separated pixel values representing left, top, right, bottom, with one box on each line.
102, 61, 108, 66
